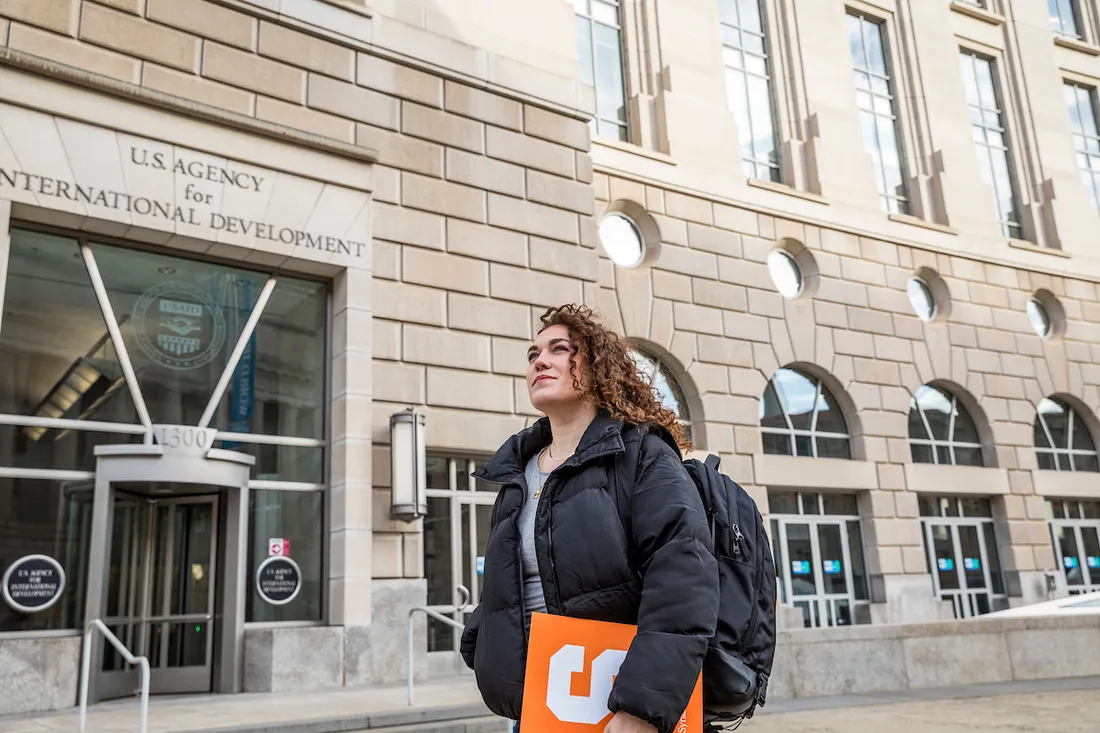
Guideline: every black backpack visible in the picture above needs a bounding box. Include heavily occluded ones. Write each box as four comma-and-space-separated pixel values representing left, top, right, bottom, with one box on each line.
684, 454, 777, 729
613, 433, 778, 728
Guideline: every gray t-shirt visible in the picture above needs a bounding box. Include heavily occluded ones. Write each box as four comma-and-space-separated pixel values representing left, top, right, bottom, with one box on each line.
520, 452, 549, 624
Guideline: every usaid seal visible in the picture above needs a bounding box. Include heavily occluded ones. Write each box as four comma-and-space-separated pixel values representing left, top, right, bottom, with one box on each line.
256, 556, 301, 606
132, 282, 227, 370
2, 555, 66, 614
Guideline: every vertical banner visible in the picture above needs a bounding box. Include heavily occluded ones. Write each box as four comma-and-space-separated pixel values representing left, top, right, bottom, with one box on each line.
224, 278, 256, 448
520, 614, 702, 732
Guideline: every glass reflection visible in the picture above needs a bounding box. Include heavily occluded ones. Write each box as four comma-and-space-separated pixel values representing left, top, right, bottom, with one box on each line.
246, 491, 323, 622
90, 242, 267, 427
632, 349, 691, 439
0, 231, 328, 481
575, 0, 628, 141
1035, 397, 1100, 472
847, 12, 908, 214
0, 231, 142, 470
0, 477, 93, 632
960, 51, 1021, 239
774, 369, 815, 430
908, 385, 984, 467
760, 368, 851, 459
1065, 83, 1100, 210
1049, 0, 1080, 37
721, 0, 780, 182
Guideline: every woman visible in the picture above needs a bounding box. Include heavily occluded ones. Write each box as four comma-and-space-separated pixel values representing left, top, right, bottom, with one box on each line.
461, 304, 719, 733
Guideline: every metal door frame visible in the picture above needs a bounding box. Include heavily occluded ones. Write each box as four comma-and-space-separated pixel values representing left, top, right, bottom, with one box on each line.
98, 494, 220, 699
774, 517, 862, 628
1050, 519, 1100, 595
424, 457, 495, 670
82, 441, 254, 703
923, 518, 998, 619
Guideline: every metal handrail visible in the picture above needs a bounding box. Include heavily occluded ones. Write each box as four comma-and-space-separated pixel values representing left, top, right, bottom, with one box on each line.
407, 585, 471, 705
79, 619, 150, 733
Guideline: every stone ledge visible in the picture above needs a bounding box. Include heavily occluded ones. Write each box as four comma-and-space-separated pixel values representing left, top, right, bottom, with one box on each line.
749, 177, 829, 205
1008, 239, 1072, 259
768, 614, 1100, 700
904, 463, 1011, 496
948, 1, 1005, 26
888, 213, 956, 235
1032, 469, 1100, 498
1055, 34, 1100, 56
754, 453, 879, 491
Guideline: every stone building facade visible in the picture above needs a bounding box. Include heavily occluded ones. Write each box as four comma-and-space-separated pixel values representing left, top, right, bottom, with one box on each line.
0, 0, 1098, 715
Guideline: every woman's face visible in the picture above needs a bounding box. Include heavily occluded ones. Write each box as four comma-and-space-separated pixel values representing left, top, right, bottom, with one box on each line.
527, 324, 589, 413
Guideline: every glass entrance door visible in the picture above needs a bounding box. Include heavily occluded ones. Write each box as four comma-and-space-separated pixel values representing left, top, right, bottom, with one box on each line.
1048, 500, 1100, 595
775, 521, 864, 627
919, 496, 1006, 619
99, 493, 218, 698
769, 491, 870, 628
424, 456, 495, 673
1051, 524, 1100, 594
924, 521, 999, 618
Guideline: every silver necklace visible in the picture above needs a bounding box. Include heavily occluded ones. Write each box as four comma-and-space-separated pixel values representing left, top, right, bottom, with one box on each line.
534, 446, 560, 499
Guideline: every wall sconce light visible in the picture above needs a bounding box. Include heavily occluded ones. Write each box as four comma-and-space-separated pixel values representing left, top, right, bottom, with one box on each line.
389, 408, 427, 522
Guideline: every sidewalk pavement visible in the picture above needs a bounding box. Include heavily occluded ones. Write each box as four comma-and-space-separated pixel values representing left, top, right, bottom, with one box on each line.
752, 685, 1099, 732
1, 674, 1097, 733
0, 676, 488, 733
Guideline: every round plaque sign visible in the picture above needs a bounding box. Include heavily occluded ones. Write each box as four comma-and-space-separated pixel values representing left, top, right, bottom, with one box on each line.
132, 281, 227, 371
256, 556, 301, 606
2, 555, 66, 614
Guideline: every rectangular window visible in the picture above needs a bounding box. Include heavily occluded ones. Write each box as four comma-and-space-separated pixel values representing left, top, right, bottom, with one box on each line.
720, 0, 780, 182
1066, 82, 1100, 209
574, 0, 629, 142
959, 51, 1023, 239
847, 12, 909, 214
1049, 0, 1081, 38
958, 0, 987, 8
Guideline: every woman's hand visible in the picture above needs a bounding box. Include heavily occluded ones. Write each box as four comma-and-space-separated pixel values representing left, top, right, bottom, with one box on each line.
603, 711, 657, 733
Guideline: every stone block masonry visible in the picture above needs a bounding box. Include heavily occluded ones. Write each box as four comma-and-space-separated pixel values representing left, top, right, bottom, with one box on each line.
2, 0, 1100, 705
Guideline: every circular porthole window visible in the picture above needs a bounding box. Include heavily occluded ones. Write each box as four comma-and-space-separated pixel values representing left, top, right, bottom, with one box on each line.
767, 249, 804, 298
598, 213, 645, 268
907, 277, 936, 321
1027, 297, 1053, 338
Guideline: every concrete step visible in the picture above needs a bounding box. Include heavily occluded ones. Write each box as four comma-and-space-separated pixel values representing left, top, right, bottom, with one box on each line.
356, 718, 507, 733
195, 703, 508, 733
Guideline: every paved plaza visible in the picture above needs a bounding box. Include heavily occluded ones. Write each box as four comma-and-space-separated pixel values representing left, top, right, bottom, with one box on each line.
753, 686, 1100, 732
0, 676, 1096, 733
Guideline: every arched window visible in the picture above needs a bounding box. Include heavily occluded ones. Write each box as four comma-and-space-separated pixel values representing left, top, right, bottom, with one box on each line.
632, 349, 692, 439
1035, 398, 1100, 472
908, 385, 984, 467
759, 368, 851, 459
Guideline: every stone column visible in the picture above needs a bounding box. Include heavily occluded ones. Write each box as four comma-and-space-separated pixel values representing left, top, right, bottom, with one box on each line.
0, 199, 10, 340
327, 256, 376, 691
996, 470, 1057, 607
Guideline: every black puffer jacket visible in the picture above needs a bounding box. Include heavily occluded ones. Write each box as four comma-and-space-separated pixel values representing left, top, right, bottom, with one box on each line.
460, 412, 719, 732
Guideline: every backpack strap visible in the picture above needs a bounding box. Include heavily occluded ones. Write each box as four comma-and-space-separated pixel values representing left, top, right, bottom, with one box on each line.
609, 423, 654, 580
704, 454, 721, 471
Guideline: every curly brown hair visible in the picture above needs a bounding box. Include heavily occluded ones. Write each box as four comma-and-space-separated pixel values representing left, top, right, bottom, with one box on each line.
538, 304, 692, 453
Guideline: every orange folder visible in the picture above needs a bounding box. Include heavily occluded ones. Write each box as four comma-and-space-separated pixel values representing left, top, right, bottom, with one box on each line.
520, 613, 703, 732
